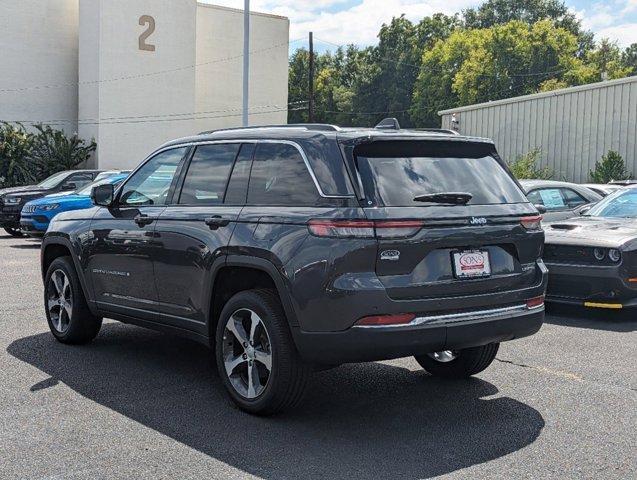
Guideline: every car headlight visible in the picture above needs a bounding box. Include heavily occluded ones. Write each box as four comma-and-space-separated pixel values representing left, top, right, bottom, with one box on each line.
608, 249, 621, 263
5, 197, 21, 204
39, 204, 60, 211
593, 248, 606, 261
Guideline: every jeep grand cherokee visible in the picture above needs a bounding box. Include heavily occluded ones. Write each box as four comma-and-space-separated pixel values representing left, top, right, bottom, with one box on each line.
40, 121, 547, 415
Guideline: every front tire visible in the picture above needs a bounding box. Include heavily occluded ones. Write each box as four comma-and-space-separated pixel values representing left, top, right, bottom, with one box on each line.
215, 289, 311, 415
4, 227, 23, 237
44, 256, 102, 344
415, 343, 499, 378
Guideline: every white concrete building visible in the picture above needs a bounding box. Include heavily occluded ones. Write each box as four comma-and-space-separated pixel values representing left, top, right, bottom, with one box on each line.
0, 0, 290, 170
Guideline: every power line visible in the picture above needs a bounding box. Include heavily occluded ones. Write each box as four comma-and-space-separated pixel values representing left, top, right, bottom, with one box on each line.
0, 38, 305, 94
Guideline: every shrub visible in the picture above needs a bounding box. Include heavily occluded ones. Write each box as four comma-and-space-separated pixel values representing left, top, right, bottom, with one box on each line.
0, 122, 36, 188
508, 148, 553, 180
30, 124, 96, 179
589, 151, 632, 183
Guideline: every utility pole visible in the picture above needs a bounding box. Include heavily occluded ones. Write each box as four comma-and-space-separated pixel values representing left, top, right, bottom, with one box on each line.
308, 31, 315, 123
242, 0, 250, 127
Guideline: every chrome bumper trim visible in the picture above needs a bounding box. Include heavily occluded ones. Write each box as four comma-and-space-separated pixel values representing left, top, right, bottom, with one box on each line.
354, 303, 543, 329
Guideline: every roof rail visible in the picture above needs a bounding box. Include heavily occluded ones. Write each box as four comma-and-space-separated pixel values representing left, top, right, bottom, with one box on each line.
415, 128, 461, 135
198, 123, 340, 135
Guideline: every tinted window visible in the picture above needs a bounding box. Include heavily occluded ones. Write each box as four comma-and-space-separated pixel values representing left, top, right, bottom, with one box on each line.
224, 144, 255, 205
178, 144, 240, 205
119, 148, 186, 206
588, 188, 637, 218
247, 143, 319, 206
357, 154, 526, 207
561, 188, 588, 208
66, 173, 94, 190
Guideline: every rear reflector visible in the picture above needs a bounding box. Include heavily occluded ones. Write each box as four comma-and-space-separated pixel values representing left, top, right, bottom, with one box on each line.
628, 278, 637, 283
355, 313, 416, 327
308, 219, 424, 239
526, 296, 545, 309
520, 215, 542, 231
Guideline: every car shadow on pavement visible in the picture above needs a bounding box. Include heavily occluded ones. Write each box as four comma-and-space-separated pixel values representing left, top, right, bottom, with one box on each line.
545, 304, 636, 332
8, 323, 545, 479
9, 242, 41, 249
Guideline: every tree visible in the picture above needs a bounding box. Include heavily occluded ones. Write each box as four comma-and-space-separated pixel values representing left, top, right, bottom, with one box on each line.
508, 148, 553, 179
589, 151, 632, 183
622, 43, 637, 76
29, 124, 96, 178
411, 20, 587, 125
462, 0, 594, 54
582, 39, 632, 81
0, 122, 36, 188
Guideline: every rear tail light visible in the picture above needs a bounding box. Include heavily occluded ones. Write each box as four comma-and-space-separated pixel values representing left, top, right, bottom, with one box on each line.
308, 219, 424, 239
520, 215, 542, 231
355, 313, 416, 327
526, 296, 545, 309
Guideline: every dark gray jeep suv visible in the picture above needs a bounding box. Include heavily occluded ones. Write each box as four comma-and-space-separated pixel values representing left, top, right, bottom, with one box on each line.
40, 122, 547, 414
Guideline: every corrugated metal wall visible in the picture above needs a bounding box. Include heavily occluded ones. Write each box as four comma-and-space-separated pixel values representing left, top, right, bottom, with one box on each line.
439, 77, 637, 182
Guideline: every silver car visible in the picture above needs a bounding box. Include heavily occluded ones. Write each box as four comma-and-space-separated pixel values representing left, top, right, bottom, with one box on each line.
520, 180, 603, 222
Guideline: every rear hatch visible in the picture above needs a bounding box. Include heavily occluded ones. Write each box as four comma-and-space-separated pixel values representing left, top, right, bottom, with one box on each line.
352, 140, 543, 301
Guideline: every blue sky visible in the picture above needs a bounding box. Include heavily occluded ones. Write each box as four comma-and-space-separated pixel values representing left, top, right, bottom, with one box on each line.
208, 1, 637, 51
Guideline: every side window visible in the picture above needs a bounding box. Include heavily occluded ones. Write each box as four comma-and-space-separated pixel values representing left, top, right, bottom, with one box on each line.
247, 143, 319, 206
65, 173, 93, 189
527, 188, 566, 211
561, 188, 588, 208
224, 143, 255, 205
178, 144, 240, 205
119, 147, 186, 206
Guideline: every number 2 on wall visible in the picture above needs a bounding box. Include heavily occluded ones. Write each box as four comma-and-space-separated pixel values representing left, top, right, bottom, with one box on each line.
139, 15, 156, 52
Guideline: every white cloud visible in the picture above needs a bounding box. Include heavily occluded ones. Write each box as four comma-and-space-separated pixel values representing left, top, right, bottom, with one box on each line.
205, 1, 480, 46
596, 23, 637, 47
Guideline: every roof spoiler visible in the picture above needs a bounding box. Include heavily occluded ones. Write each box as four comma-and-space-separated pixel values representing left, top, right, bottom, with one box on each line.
375, 118, 401, 130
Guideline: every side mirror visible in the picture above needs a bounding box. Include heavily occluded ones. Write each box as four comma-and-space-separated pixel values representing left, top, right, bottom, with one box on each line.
62, 182, 77, 191
534, 204, 547, 214
91, 184, 114, 207
578, 205, 593, 216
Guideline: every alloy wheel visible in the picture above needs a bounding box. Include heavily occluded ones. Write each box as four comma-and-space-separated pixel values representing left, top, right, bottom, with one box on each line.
222, 308, 272, 399
47, 269, 73, 334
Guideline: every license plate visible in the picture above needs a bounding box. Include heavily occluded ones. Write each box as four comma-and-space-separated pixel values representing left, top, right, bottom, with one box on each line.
452, 250, 491, 279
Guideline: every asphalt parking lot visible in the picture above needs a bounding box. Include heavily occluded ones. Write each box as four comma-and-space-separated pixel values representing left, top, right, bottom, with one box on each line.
0, 233, 635, 480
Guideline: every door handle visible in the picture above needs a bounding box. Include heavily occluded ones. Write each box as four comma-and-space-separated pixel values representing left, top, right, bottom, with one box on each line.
204, 216, 230, 230
134, 214, 154, 227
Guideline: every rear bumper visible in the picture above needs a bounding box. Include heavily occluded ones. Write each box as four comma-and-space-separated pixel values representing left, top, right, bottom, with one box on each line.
546, 262, 637, 308
293, 305, 544, 364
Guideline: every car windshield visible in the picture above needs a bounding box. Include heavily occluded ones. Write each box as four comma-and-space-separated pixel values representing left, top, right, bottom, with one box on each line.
586, 188, 637, 218
77, 176, 124, 196
355, 141, 527, 207
36, 171, 69, 189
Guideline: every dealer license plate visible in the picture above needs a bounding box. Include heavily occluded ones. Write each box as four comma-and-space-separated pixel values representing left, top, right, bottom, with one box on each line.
452, 250, 491, 279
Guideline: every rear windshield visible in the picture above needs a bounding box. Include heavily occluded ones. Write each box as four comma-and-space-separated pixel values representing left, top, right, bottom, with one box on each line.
355, 141, 527, 206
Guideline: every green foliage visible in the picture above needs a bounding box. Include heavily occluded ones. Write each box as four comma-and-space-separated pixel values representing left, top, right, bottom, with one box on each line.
0, 123, 36, 188
589, 151, 633, 183
0, 122, 96, 188
508, 148, 553, 179
289, 0, 635, 127
30, 124, 96, 178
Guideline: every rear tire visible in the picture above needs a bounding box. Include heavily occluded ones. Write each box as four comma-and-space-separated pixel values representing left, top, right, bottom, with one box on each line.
4, 227, 23, 237
415, 343, 499, 378
215, 289, 311, 415
44, 256, 102, 344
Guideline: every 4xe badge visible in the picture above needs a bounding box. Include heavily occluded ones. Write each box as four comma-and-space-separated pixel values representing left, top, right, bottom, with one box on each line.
470, 217, 488, 225
380, 250, 401, 261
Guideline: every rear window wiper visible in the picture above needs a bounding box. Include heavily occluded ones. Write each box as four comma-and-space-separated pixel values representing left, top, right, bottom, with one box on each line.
413, 192, 473, 205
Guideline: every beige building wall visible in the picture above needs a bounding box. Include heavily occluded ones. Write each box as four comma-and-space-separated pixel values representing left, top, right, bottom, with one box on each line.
0, 0, 79, 134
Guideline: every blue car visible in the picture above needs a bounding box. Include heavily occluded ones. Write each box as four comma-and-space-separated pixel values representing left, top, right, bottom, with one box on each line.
20, 173, 129, 237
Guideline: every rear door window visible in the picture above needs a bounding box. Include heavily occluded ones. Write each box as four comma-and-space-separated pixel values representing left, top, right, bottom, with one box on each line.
178, 144, 240, 205
247, 143, 319, 206
355, 141, 526, 207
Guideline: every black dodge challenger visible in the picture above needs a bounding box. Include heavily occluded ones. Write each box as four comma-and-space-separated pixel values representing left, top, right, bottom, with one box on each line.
543, 185, 637, 309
